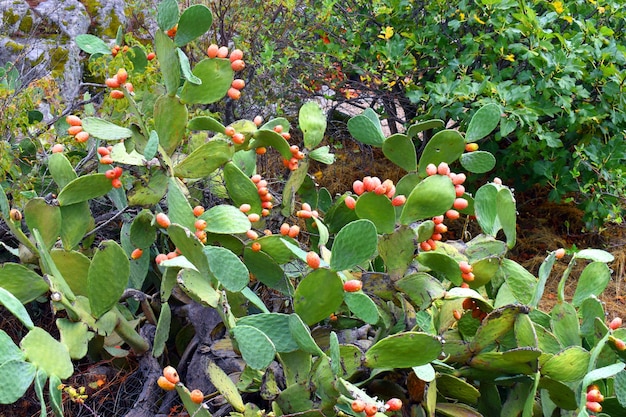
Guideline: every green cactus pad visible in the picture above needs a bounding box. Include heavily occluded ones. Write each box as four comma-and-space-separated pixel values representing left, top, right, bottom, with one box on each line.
130, 210, 156, 249
580, 297, 604, 340
465, 103, 501, 142
23, 199, 58, 251
252, 235, 295, 264
299, 101, 327, 149
50, 249, 90, 297
109, 143, 147, 166
251, 129, 292, 160
32, 229, 75, 302
538, 377, 577, 410
437, 373, 480, 405
33, 368, 47, 416
174, 139, 233, 179
87, 240, 129, 318
460, 151, 496, 174
154, 94, 188, 155
417, 130, 465, 176
470, 304, 529, 353
175, 384, 212, 417
583, 363, 625, 390
174, 4, 212, 46
179, 50, 203, 85
347, 108, 385, 147
56, 318, 93, 360
57, 174, 112, 206
514, 314, 537, 348
355, 192, 396, 234
21, 327, 73, 378
400, 175, 455, 224
468, 257, 500, 288
167, 224, 210, 274
364, 331, 442, 369
329, 219, 378, 271
499, 259, 537, 305
418, 252, 463, 286
75, 34, 111, 55
0, 287, 34, 330
157, 0, 179, 31
281, 161, 310, 217
0, 359, 36, 404
572, 262, 611, 307
152, 302, 171, 357
180, 58, 234, 105
550, 302, 581, 348
200, 205, 250, 234
176, 268, 219, 307
204, 246, 249, 292
60, 202, 91, 249
279, 350, 312, 386
0, 263, 49, 304
308, 146, 335, 165
207, 361, 245, 412
288, 314, 325, 356
155, 31, 180, 96
395, 272, 446, 310
128, 169, 169, 206
496, 187, 516, 248
49, 374, 63, 416
294, 269, 343, 325
574, 248, 614, 263
0, 329, 24, 363
343, 291, 379, 324
406, 119, 445, 139
223, 161, 263, 215
0, 185, 8, 218
377, 226, 416, 279
232, 325, 276, 370
540, 346, 590, 382
243, 248, 292, 295
468, 349, 538, 375
382, 133, 417, 172
48, 153, 77, 189
323, 194, 359, 233
167, 177, 196, 231
82, 117, 133, 140
237, 313, 299, 353
188, 115, 226, 133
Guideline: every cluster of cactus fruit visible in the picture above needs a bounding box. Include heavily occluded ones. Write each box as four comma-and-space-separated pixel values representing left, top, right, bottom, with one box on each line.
2, 1, 626, 416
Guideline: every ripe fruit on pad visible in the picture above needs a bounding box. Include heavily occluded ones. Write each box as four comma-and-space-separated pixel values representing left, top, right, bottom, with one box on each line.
288, 225, 300, 238
231, 59, 245, 71
66, 115, 82, 126
343, 279, 362, 292
306, 251, 321, 269
9, 209, 22, 222
105, 77, 121, 88
147, 52, 156, 60
459, 261, 472, 274
130, 248, 143, 260
155, 213, 171, 228
190, 389, 204, 404
280, 223, 290, 236
239, 203, 251, 213
453, 198, 469, 210
465, 143, 479, 152
157, 376, 176, 391
251, 242, 262, 252
229, 49, 244, 62
425, 163, 437, 176
586, 401, 602, 413
75, 131, 90, 143
610, 317, 622, 330
364, 403, 378, 417
232, 79, 245, 90
386, 398, 402, 412
207, 44, 219, 58
228, 87, 242, 100
345, 196, 356, 210
253, 115, 263, 126
248, 213, 260, 223
100, 155, 114, 164
155, 254, 168, 265
217, 46, 229, 58
193, 205, 205, 216
162, 366, 179, 384
445, 209, 460, 220
351, 399, 366, 413
111, 178, 122, 189
51, 144, 64, 153
555, 248, 565, 259
195, 219, 207, 231
110, 90, 125, 99
391, 195, 406, 206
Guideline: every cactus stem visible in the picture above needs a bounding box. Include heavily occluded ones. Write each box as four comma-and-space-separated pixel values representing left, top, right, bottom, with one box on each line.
113, 307, 149, 355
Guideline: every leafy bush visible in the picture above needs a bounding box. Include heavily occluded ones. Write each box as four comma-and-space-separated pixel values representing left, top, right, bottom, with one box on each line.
1, 1, 626, 417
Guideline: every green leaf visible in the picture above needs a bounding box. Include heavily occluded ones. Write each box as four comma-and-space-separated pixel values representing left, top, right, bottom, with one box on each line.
75, 34, 111, 55
157, 0, 179, 31
82, 117, 133, 140
174, 4, 213, 47
299, 101, 327, 149
541, 346, 589, 382
400, 174, 455, 224
57, 174, 112, 206
500, 259, 536, 305
355, 192, 396, 234
127, 169, 168, 206
155, 31, 180, 96
48, 153, 77, 189
572, 262, 611, 307
466, 103, 501, 142
59, 202, 91, 250
188, 116, 226, 133
417, 130, 465, 176
224, 161, 263, 215
329, 219, 378, 271
550, 302, 581, 347
24, 198, 61, 250
180, 58, 234, 105
474, 183, 500, 235
395, 272, 446, 310
177, 269, 219, 307
201, 204, 250, 234
0, 263, 49, 304
0, 360, 36, 404
293, 269, 343, 325
232, 325, 276, 369
365, 332, 442, 368
205, 246, 249, 292
153, 303, 171, 357
437, 374, 480, 405
460, 151, 496, 174
21, 327, 73, 378
56, 318, 93, 359
0, 287, 34, 330
174, 140, 234, 178
382, 133, 417, 172
308, 146, 335, 165
207, 361, 245, 412
237, 313, 299, 353
154, 94, 188, 155
343, 291, 379, 324
87, 240, 130, 318
130, 209, 157, 249
144, 130, 159, 160
348, 112, 385, 147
